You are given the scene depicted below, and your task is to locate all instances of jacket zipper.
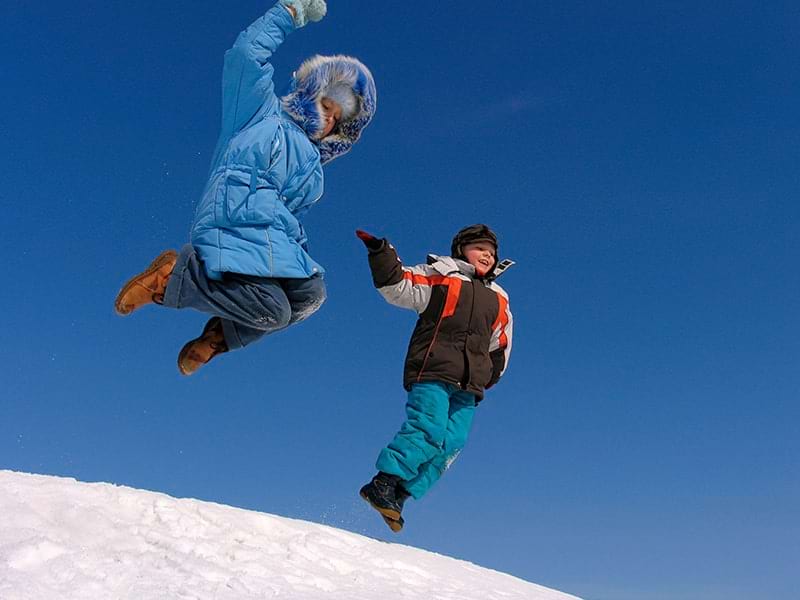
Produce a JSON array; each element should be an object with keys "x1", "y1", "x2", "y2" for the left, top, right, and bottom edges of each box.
[
  {"x1": 461, "y1": 279, "x2": 477, "y2": 389},
  {"x1": 417, "y1": 314, "x2": 444, "y2": 383}
]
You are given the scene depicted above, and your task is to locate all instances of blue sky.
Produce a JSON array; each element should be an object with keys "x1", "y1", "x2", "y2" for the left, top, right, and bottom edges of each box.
[{"x1": 2, "y1": 1, "x2": 798, "y2": 599}]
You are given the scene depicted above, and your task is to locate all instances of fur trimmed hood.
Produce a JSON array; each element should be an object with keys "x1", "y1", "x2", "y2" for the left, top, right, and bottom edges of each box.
[{"x1": 281, "y1": 54, "x2": 377, "y2": 164}]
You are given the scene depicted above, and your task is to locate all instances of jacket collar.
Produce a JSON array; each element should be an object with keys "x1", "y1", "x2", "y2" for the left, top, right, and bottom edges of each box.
[
  {"x1": 426, "y1": 254, "x2": 468, "y2": 276},
  {"x1": 426, "y1": 254, "x2": 514, "y2": 282}
]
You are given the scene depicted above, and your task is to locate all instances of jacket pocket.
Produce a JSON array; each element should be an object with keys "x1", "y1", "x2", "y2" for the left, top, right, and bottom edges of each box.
[
  {"x1": 224, "y1": 167, "x2": 280, "y2": 225},
  {"x1": 466, "y1": 337, "x2": 493, "y2": 389}
]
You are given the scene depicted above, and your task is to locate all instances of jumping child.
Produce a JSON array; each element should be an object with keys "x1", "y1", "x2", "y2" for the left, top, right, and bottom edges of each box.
[
  {"x1": 115, "y1": 0, "x2": 376, "y2": 375},
  {"x1": 355, "y1": 225, "x2": 514, "y2": 531}
]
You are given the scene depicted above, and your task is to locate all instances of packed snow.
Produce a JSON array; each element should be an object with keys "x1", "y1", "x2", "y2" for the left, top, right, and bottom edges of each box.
[{"x1": 0, "y1": 471, "x2": 581, "y2": 600}]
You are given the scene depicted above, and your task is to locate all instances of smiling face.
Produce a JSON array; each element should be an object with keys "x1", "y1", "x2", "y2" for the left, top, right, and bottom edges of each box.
[
  {"x1": 317, "y1": 97, "x2": 343, "y2": 139},
  {"x1": 461, "y1": 242, "x2": 497, "y2": 277}
]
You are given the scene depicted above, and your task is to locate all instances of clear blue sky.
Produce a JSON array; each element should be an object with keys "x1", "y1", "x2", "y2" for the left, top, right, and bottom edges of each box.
[{"x1": 2, "y1": 2, "x2": 798, "y2": 599}]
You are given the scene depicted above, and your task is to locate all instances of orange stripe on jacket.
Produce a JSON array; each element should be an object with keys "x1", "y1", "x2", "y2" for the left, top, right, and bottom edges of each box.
[
  {"x1": 492, "y1": 293, "x2": 510, "y2": 348},
  {"x1": 402, "y1": 272, "x2": 447, "y2": 286},
  {"x1": 442, "y1": 278, "x2": 462, "y2": 318},
  {"x1": 402, "y1": 271, "x2": 462, "y2": 318}
]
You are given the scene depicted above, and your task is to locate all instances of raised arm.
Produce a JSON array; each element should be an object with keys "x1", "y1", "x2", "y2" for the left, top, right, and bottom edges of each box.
[{"x1": 220, "y1": 1, "x2": 326, "y2": 136}]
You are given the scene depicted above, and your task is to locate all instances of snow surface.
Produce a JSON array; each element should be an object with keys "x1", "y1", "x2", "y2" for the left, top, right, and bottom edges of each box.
[{"x1": 0, "y1": 471, "x2": 581, "y2": 600}]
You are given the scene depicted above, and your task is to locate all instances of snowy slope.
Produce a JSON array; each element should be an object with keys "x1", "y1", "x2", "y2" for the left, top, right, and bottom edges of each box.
[{"x1": 0, "y1": 471, "x2": 580, "y2": 600}]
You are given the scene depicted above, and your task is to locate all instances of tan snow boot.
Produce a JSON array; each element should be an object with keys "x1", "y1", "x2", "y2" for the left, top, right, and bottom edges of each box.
[
  {"x1": 114, "y1": 250, "x2": 177, "y2": 316},
  {"x1": 177, "y1": 317, "x2": 229, "y2": 376}
]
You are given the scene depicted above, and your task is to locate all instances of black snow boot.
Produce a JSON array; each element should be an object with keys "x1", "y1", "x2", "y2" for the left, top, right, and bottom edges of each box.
[
  {"x1": 396, "y1": 486, "x2": 411, "y2": 509},
  {"x1": 360, "y1": 472, "x2": 404, "y2": 525}
]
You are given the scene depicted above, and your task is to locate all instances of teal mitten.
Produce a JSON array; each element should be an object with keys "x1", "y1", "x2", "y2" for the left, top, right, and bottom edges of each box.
[{"x1": 280, "y1": 0, "x2": 327, "y2": 27}]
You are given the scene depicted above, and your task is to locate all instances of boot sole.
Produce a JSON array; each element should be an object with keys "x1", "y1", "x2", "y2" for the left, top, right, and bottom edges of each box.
[
  {"x1": 114, "y1": 250, "x2": 178, "y2": 316},
  {"x1": 382, "y1": 514, "x2": 404, "y2": 533},
  {"x1": 177, "y1": 340, "x2": 198, "y2": 376},
  {"x1": 359, "y1": 489, "x2": 402, "y2": 522}
]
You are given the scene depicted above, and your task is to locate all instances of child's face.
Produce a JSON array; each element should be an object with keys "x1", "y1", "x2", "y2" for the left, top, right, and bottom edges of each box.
[
  {"x1": 462, "y1": 242, "x2": 496, "y2": 277},
  {"x1": 317, "y1": 97, "x2": 343, "y2": 139}
]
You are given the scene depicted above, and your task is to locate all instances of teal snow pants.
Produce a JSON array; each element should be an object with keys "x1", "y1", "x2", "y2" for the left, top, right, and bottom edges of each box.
[{"x1": 376, "y1": 382, "x2": 477, "y2": 500}]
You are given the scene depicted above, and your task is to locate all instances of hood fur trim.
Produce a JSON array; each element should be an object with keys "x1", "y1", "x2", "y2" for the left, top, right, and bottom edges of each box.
[{"x1": 281, "y1": 54, "x2": 377, "y2": 164}]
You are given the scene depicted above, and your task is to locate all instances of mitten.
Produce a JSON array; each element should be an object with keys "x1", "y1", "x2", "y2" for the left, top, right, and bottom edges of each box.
[
  {"x1": 280, "y1": 0, "x2": 327, "y2": 28},
  {"x1": 355, "y1": 229, "x2": 384, "y2": 252}
]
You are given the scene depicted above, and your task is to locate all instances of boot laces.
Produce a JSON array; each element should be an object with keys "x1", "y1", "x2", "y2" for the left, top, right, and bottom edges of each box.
[
  {"x1": 374, "y1": 478, "x2": 396, "y2": 493},
  {"x1": 209, "y1": 341, "x2": 227, "y2": 356}
]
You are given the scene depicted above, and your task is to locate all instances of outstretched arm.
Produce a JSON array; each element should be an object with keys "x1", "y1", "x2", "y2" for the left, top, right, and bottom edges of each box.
[{"x1": 356, "y1": 230, "x2": 438, "y2": 314}]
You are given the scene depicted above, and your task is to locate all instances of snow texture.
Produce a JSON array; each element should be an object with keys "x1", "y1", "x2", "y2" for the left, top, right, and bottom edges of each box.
[{"x1": 0, "y1": 471, "x2": 581, "y2": 600}]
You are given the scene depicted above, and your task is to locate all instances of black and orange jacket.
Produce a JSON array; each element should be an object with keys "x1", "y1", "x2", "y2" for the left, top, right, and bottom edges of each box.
[{"x1": 366, "y1": 240, "x2": 513, "y2": 401}]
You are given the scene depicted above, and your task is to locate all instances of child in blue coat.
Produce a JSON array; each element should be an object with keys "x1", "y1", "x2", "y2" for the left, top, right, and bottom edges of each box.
[
  {"x1": 114, "y1": 0, "x2": 376, "y2": 375},
  {"x1": 355, "y1": 225, "x2": 514, "y2": 531}
]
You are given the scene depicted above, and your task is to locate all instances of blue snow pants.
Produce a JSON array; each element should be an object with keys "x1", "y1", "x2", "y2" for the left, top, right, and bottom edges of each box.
[
  {"x1": 376, "y1": 382, "x2": 477, "y2": 500},
  {"x1": 162, "y1": 244, "x2": 326, "y2": 349}
]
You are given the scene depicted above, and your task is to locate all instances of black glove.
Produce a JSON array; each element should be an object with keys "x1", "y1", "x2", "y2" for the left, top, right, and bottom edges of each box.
[{"x1": 355, "y1": 229, "x2": 384, "y2": 252}]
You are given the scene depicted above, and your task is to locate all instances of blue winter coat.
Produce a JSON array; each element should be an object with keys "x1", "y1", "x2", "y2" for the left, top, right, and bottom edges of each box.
[{"x1": 191, "y1": 4, "x2": 324, "y2": 280}]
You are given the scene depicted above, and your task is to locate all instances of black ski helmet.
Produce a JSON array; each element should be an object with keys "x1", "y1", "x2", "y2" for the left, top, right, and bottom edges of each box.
[{"x1": 450, "y1": 224, "x2": 499, "y2": 260}]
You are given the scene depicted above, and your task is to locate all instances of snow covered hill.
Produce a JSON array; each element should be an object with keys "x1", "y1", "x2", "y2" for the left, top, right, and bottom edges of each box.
[{"x1": 0, "y1": 471, "x2": 580, "y2": 600}]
